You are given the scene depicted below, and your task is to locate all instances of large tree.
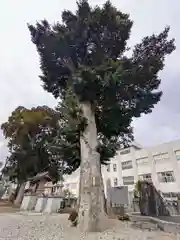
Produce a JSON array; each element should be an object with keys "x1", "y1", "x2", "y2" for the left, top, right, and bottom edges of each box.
[
  {"x1": 28, "y1": 0, "x2": 175, "y2": 231},
  {"x1": 1, "y1": 105, "x2": 62, "y2": 204}
]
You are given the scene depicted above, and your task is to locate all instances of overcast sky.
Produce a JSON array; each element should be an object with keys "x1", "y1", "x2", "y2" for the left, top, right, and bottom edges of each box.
[{"x1": 0, "y1": 0, "x2": 180, "y2": 161}]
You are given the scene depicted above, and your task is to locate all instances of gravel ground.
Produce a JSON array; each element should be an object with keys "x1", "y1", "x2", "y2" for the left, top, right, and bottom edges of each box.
[{"x1": 0, "y1": 212, "x2": 178, "y2": 240}]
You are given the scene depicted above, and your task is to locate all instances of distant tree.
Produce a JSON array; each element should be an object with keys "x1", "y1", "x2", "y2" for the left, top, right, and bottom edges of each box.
[
  {"x1": 1, "y1": 105, "x2": 61, "y2": 204},
  {"x1": 28, "y1": 0, "x2": 175, "y2": 231},
  {"x1": 0, "y1": 161, "x2": 3, "y2": 169}
]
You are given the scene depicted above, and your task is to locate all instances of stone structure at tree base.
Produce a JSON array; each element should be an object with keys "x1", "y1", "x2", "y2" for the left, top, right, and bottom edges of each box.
[
  {"x1": 21, "y1": 194, "x2": 38, "y2": 211},
  {"x1": 43, "y1": 196, "x2": 64, "y2": 213},
  {"x1": 21, "y1": 172, "x2": 52, "y2": 211},
  {"x1": 136, "y1": 181, "x2": 170, "y2": 216},
  {"x1": 35, "y1": 196, "x2": 48, "y2": 212},
  {"x1": 21, "y1": 172, "x2": 67, "y2": 213}
]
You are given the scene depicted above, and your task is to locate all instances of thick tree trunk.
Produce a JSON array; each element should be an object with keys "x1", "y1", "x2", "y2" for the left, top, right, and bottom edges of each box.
[
  {"x1": 78, "y1": 154, "x2": 106, "y2": 213},
  {"x1": 77, "y1": 167, "x2": 82, "y2": 210},
  {"x1": 78, "y1": 102, "x2": 107, "y2": 232},
  {"x1": 14, "y1": 183, "x2": 20, "y2": 200},
  {"x1": 14, "y1": 182, "x2": 26, "y2": 206},
  {"x1": 100, "y1": 167, "x2": 107, "y2": 213}
]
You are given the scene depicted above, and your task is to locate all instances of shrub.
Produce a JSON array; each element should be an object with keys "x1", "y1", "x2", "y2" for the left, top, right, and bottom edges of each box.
[
  {"x1": 118, "y1": 214, "x2": 129, "y2": 221},
  {"x1": 68, "y1": 210, "x2": 78, "y2": 227}
]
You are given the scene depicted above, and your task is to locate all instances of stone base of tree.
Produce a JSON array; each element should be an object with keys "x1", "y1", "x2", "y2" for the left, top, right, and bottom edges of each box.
[
  {"x1": 78, "y1": 205, "x2": 110, "y2": 232},
  {"x1": 43, "y1": 196, "x2": 63, "y2": 213},
  {"x1": 78, "y1": 177, "x2": 110, "y2": 232},
  {"x1": 35, "y1": 196, "x2": 48, "y2": 212},
  {"x1": 20, "y1": 195, "x2": 38, "y2": 211}
]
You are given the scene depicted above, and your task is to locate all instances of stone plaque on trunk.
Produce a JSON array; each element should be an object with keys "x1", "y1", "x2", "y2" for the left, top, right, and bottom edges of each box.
[
  {"x1": 84, "y1": 179, "x2": 89, "y2": 188},
  {"x1": 92, "y1": 176, "x2": 100, "y2": 186}
]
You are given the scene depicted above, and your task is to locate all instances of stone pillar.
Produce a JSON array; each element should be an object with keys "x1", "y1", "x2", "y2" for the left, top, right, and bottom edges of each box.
[
  {"x1": 35, "y1": 196, "x2": 48, "y2": 212},
  {"x1": 1, "y1": 188, "x2": 9, "y2": 200},
  {"x1": 177, "y1": 200, "x2": 180, "y2": 214},
  {"x1": 106, "y1": 179, "x2": 112, "y2": 216},
  {"x1": 43, "y1": 196, "x2": 63, "y2": 213},
  {"x1": 119, "y1": 205, "x2": 125, "y2": 216},
  {"x1": 20, "y1": 195, "x2": 38, "y2": 211}
]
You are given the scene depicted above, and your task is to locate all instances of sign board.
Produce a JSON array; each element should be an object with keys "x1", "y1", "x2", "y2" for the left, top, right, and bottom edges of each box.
[{"x1": 107, "y1": 186, "x2": 128, "y2": 206}]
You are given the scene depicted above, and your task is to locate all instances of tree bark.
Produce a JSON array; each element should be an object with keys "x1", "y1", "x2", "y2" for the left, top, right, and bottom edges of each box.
[
  {"x1": 100, "y1": 166, "x2": 107, "y2": 213},
  {"x1": 14, "y1": 183, "x2": 20, "y2": 200},
  {"x1": 14, "y1": 182, "x2": 26, "y2": 206},
  {"x1": 77, "y1": 167, "x2": 82, "y2": 210},
  {"x1": 78, "y1": 102, "x2": 107, "y2": 232}
]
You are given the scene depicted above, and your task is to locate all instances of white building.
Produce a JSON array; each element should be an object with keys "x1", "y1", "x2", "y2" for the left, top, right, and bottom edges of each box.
[
  {"x1": 64, "y1": 140, "x2": 180, "y2": 202},
  {"x1": 63, "y1": 170, "x2": 80, "y2": 197}
]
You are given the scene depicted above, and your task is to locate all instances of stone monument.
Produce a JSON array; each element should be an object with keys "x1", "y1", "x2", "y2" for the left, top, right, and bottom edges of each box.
[
  {"x1": 137, "y1": 181, "x2": 170, "y2": 216},
  {"x1": 106, "y1": 179, "x2": 128, "y2": 216}
]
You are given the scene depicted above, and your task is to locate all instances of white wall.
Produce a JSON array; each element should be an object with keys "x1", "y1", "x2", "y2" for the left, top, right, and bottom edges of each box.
[
  {"x1": 105, "y1": 140, "x2": 180, "y2": 198},
  {"x1": 64, "y1": 140, "x2": 180, "y2": 200}
]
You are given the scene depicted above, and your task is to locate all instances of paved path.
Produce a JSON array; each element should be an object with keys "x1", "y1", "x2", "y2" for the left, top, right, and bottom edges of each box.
[
  {"x1": 158, "y1": 216, "x2": 180, "y2": 223},
  {"x1": 0, "y1": 213, "x2": 178, "y2": 240}
]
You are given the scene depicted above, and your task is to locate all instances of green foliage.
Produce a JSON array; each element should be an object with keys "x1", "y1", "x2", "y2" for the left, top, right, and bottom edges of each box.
[
  {"x1": 49, "y1": 92, "x2": 82, "y2": 174},
  {"x1": 28, "y1": 0, "x2": 175, "y2": 166},
  {"x1": 118, "y1": 214, "x2": 129, "y2": 221},
  {"x1": 135, "y1": 180, "x2": 141, "y2": 193},
  {"x1": 134, "y1": 180, "x2": 141, "y2": 198},
  {"x1": 1, "y1": 106, "x2": 64, "y2": 182},
  {"x1": 54, "y1": 93, "x2": 120, "y2": 171}
]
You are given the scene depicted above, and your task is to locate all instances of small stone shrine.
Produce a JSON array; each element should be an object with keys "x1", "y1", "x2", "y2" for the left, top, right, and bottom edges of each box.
[
  {"x1": 21, "y1": 172, "x2": 52, "y2": 211},
  {"x1": 21, "y1": 172, "x2": 65, "y2": 213},
  {"x1": 30, "y1": 171, "x2": 52, "y2": 195}
]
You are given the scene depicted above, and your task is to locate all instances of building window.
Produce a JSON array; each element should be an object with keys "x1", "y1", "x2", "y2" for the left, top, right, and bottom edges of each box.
[
  {"x1": 113, "y1": 164, "x2": 117, "y2": 172},
  {"x1": 158, "y1": 171, "x2": 175, "y2": 183},
  {"x1": 139, "y1": 173, "x2": 152, "y2": 182},
  {"x1": 107, "y1": 164, "x2": 110, "y2": 172},
  {"x1": 122, "y1": 160, "x2": 132, "y2": 170},
  {"x1": 114, "y1": 178, "x2": 118, "y2": 187},
  {"x1": 106, "y1": 178, "x2": 111, "y2": 187},
  {"x1": 123, "y1": 176, "x2": 134, "y2": 185},
  {"x1": 162, "y1": 192, "x2": 180, "y2": 199},
  {"x1": 136, "y1": 157, "x2": 149, "y2": 165},
  {"x1": 162, "y1": 192, "x2": 172, "y2": 198},
  {"x1": 153, "y1": 153, "x2": 169, "y2": 163},
  {"x1": 120, "y1": 148, "x2": 130, "y2": 155},
  {"x1": 175, "y1": 150, "x2": 180, "y2": 161}
]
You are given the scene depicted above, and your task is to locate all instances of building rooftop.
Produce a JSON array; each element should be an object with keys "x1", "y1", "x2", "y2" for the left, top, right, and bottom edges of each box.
[{"x1": 28, "y1": 171, "x2": 52, "y2": 182}]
